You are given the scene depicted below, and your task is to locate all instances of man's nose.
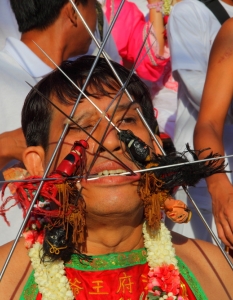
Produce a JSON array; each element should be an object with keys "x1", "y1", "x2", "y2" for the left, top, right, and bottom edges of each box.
[{"x1": 95, "y1": 124, "x2": 123, "y2": 154}]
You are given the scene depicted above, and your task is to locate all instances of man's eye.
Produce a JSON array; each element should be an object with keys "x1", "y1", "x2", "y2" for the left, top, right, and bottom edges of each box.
[
  {"x1": 69, "y1": 125, "x2": 93, "y2": 132},
  {"x1": 121, "y1": 117, "x2": 136, "y2": 124}
]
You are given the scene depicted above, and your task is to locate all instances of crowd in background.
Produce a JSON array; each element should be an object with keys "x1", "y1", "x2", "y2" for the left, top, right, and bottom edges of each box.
[{"x1": 0, "y1": 0, "x2": 233, "y2": 298}]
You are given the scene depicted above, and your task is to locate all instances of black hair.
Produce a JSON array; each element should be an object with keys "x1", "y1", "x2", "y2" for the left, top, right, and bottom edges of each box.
[
  {"x1": 22, "y1": 55, "x2": 158, "y2": 151},
  {"x1": 10, "y1": 0, "x2": 87, "y2": 33}
]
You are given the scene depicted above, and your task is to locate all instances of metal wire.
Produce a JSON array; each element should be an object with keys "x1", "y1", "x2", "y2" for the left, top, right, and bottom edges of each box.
[{"x1": 1, "y1": 0, "x2": 233, "y2": 281}]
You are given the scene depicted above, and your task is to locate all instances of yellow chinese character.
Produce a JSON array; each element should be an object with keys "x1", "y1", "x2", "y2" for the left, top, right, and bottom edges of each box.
[
  {"x1": 69, "y1": 278, "x2": 83, "y2": 295},
  {"x1": 117, "y1": 272, "x2": 134, "y2": 294},
  {"x1": 89, "y1": 280, "x2": 109, "y2": 295},
  {"x1": 141, "y1": 274, "x2": 148, "y2": 291}
]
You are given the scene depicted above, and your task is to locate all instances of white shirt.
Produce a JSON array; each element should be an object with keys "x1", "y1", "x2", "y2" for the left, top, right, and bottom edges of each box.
[
  {"x1": 0, "y1": 38, "x2": 52, "y2": 245},
  {"x1": 169, "y1": 0, "x2": 233, "y2": 72},
  {"x1": 0, "y1": 37, "x2": 52, "y2": 133},
  {"x1": 0, "y1": 0, "x2": 21, "y2": 50},
  {"x1": 165, "y1": 1, "x2": 233, "y2": 242},
  {"x1": 168, "y1": 0, "x2": 233, "y2": 187},
  {"x1": 85, "y1": 15, "x2": 120, "y2": 63}
]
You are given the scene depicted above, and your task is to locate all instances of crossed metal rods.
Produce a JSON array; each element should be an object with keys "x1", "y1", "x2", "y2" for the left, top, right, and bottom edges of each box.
[{"x1": 0, "y1": 0, "x2": 232, "y2": 280}]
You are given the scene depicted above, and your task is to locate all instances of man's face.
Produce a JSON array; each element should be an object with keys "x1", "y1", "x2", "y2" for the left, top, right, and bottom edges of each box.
[{"x1": 46, "y1": 90, "x2": 160, "y2": 218}]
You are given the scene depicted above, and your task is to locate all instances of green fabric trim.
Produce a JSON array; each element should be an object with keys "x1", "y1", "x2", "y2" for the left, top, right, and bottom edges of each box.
[
  {"x1": 20, "y1": 249, "x2": 208, "y2": 299},
  {"x1": 66, "y1": 248, "x2": 147, "y2": 271},
  {"x1": 19, "y1": 270, "x2": 38, "y2": 300},
  {"x1": 177, "y1": 256, "x2": 208, "y2": 300}
]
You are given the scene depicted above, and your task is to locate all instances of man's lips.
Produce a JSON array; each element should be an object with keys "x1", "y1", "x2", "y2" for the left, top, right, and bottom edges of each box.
[
  {"x1": 83, "y1": 160, "x2": 140, "y2": 182},
  {"x1": 88, "y1": 160, "x2": 137, "y2": 176},
  {"x1": 96, "y1": 168, "x2": 128, "y2": 176}
]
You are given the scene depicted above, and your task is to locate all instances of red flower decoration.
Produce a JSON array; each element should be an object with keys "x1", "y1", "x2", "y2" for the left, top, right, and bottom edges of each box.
[
  {"x1": 23, "y1": 230, "x2": 44, "y2": 249},
  {"x1": 148, "y1": 264, "x2": 180, "y2": 296}
]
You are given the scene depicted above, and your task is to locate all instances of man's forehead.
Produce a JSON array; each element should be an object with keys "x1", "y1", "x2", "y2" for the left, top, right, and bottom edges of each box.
[{"x1": 70, "y1": 95, "x2": 140, "y2": 121}]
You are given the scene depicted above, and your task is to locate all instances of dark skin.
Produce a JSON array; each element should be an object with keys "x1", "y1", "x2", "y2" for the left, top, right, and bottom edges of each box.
[
  {"x1": 1, "y1": 93, "x2": 233, "y2": 299},
  {"x1": 194, "y1": 18, "x2": 233, "y2": 248},
  {"x1": 1, "y1": 233, "x2": 233, "y2": 299},
  {"x1": 0, "y1": 0, "x2": 97, "y2": 171},
  {"x1": 0, "y1": 128, "x2": 26, "y2": 169}
]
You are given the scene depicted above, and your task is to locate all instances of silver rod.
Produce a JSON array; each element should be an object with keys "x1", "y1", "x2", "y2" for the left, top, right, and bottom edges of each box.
[
  {"x1": 67, "y1": 0, "x2": 125, "y2": 135},
  {"x1": 34, "y1": 42, "x2": 120, "y2": 133},
  {"x1": 87, "y1": 153, "x2": 233, "y2": 179},
  {"x1": 1, "y1": 1, "x2": 116, "y2": 276},
  {"x1": 69, "y1": 0, "x2": 163, "y2": 151},
  {"x1": 0, "y1": 125, "x2": 69, "y2": 280},
  {"x1": 26, "y1": 81, "x2": 133, "y2": 174},
  {"x1": 183, "y1": 186, "x2": 233, "y2": 270},
  {"x1": 1, "y1": 151, "x2": 233, "y2": 185}
]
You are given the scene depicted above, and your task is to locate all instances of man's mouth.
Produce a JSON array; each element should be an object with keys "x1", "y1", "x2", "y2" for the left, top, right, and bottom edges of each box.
[{"x1": 97, "y1": 169, "x2": 127, "y2": 176}]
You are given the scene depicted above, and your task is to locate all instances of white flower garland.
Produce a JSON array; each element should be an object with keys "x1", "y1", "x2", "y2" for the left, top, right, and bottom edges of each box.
[
  {"x1": 29, "y1": 222, "x2": 179, "y2": 300},
  {"x1": 143, "y1": 221, "x2": 178, "y2": 268},
  {"x1": 28, "y1": 242, "x2": 74, "y2": 300}
]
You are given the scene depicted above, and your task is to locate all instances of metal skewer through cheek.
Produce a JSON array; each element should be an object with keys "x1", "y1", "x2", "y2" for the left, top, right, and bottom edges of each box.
[
  {"x1": 0, "y1": 3, "x2": 154, "y2": 283},
  {"x1": 69, "y1": 0, "x2": 233, "y2": 267},
  {"x1": 0, "y1": 2, "x2": 128, "y2": 276},
  {"x1": 1, "y1": 0, "x2": 232, "y2": 281},
  {"x1": 69, "y1": 0, "x2": 164, "y2": 153},
  {"x1": 2, "y1": 152, "x2": 233, "y2": 186},
  {"x1": 26, "y1": 82, "x2": 134, "y2": 175}
]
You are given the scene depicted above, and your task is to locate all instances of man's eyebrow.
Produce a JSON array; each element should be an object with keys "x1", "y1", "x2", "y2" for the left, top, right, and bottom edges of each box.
[
  {"x1": 64, "y1": 111, "x2": 93, "y2": 125},
  {"x1": 114, "y1": 102, "x2": 139, "y2": 112},
  {"x1": 64, "y1": 101, "x2": 139, "y2": 125}
]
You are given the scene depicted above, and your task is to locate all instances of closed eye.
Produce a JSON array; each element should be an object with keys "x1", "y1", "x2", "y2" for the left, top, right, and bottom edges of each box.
[{"x1": 68, "y1": 125, "x2": 94, "y2": 133}]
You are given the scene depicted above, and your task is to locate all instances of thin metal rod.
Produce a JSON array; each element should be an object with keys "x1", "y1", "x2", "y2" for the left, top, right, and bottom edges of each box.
[
  {"x1": 183, "y1": 186, "x2": 233, "y2": 269},
  {"x1": 1, "y1": 0, "x2": 124, "y2": 274},
  {"x1": 87, "y1": 153, "x2": 233, "y2": 179},
  {"x1": 1, "y1": 152, "x2": 233, "y2": 185},
  {"x1": 34, "y1": 42, "x2": 121, "y2": 133},
  {"x1": 26, "y1": 82, "x2": 134, "y2": 174},
  {"x1": 33, "y1": 6, "x2": 233, "y2": 270},
  {"x1": 87, "y1": 7, "x2": 232, "y2": 260},
  {"x1": 0, "y1": 126, "x2": 69, "y2": 280},
  {"x1": 69, "y1": 0, "x2": 164, "y2": 152},
  {"x1": 1, "y1": 0, "x2": 231, "y2": 279},
  {"x1": 67, "y1": 0, "x2": 125, "y2": 128}
]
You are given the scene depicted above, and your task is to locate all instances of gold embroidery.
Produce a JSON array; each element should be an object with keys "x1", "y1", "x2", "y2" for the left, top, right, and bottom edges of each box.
[
  {"x1": 89, "y1": 280, "x2": 109, "y2": 295},
  {"x1": 69, "y1": 278, "x2": 83, "y2": 296},
  {"x1": 117, "y1": 272, "x2": 134, "y2": 294},
  {"x1": 180, "y1": 280, "x2": 188, "y2": 297}
]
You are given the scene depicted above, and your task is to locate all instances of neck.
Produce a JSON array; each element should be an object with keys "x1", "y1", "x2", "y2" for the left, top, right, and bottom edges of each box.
[
  {"x1": 84, "y1": 209, "x2": 145, "y2": 255},
  {"x1": 21, "y1": 27, "x2": 70, "y2": 68}
]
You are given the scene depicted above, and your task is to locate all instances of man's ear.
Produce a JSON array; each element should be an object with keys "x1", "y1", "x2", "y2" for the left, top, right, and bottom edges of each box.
[
  {"x1": 152, "y1": 135, "x2": 163, "y2": 155},
  {"x1": 66, "y1": 1, "x2": 79, "y2": 27},
  {"x1": 23, "y1": 146, "x2": 45, "y2": 176}
]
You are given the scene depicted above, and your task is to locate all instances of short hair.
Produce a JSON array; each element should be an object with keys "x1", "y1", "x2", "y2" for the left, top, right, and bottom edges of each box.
[
  {"x1": 10, "y1": 0, "x2": 87, "y2": 33},
  {"x1": 22, "y1": 56, "x2": 158, "y2": 151}
]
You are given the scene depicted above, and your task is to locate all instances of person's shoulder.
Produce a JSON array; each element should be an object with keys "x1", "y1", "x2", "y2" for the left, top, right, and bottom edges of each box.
[
  {"x1": 172, "y1": 231, "x2": 231, "y2": 268},
  {"x1": 0, "y1": 238, "x2": 32, "y2": 299},
  {"x1": 219, "y1": 17, "x2": 233, "y2": 35},
  {"x1": 0, "y1": 50, "x2": 21, "y2": 72},
  {"x1": 172, "y1": 231, "x2": 233, "y2": 299},
  {"x1": 171, "y1": 0, "x2": 211, "y2": 18},
  {"x1": 210, "y1": 17, "x2": 233, "y2": 57}
]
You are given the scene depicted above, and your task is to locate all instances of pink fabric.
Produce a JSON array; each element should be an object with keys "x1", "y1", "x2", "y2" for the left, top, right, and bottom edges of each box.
[{"x1": 105, "y1": 0, "x2": 174, "y2": 90}]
